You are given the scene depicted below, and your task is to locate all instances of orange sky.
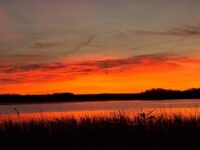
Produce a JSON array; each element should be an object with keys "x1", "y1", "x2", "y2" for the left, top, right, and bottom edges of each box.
[
  {"x1": 1, "y1": 54, "x2": 200, "y2": 94},
  {"x1": 1, "y1": 1, "x2": 200, "y2": 94}
]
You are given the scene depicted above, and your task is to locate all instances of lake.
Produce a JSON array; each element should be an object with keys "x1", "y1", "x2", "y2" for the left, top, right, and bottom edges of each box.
[{"x1": 0, "y1": 99, "x2": 200, "y2": 121}]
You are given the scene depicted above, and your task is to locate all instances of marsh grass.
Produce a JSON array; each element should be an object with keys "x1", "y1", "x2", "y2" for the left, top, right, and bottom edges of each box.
[{"x1": 0, "y1": 111, "x2": 199, "y2": 150}]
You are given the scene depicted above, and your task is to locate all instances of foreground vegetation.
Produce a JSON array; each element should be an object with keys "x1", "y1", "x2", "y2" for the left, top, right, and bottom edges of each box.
[{"x1": 0, "y1": 112, "x2": 199, "y2": 150}]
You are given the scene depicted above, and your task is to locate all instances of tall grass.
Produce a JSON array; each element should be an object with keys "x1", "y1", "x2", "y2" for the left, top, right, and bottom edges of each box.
[{"x1": 0, "y1": 111, "x2": 199, "y2": 150}]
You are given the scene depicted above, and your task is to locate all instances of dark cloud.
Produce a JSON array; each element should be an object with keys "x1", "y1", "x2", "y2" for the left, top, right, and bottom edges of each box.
[
  {"x1": 134, "y1": 24, "x2": 200, "y2": 37},
  {"x1": 33, "y1": 42, "x2": 60, "y2": 49},
  {"x1": 1, "y1": 53, "x2": 196, "y2": 84},
  {"x1": 1, "y1": 62, "x2": 66, "y2": 73},
  {"x1": 90, "y1": 53, "x2": 184, "y2": 70},
  {"x1": 0, "y1": 53, "x2": 185, "y2": 74}
]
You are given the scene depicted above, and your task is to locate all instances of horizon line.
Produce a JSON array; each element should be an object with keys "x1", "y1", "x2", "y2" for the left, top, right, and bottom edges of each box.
[{"x1": 1, "y1": 87, "x2": 199, "y2": 96}]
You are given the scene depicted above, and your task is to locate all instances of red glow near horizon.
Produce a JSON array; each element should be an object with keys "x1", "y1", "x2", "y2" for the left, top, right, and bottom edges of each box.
[{"x1": 1, "y1": 54, "x2": 200, "y2": 94}]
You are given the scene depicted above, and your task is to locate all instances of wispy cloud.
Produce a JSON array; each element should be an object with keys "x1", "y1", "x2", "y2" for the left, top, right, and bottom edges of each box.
[
  {"x1": 33, "y1": 42, "x2": 60, "y2": 49},
  {"x1": 1, "y1": 53, "x2": 199, "y2": 84},
  {"x1": 1, "y1": 62, "x2": 66, "y2": 73},
  {"x1": 65, "y1": 33, "x2": 97, "y2": 55},
  {"x1": 134, "y1": 24, "x2": 200, "y2": 37}
]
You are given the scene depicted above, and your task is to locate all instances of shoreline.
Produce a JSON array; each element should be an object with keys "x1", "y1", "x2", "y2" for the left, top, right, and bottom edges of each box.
[{"x1": 0, "y1": 98, "x2": 200, "y2": 105}]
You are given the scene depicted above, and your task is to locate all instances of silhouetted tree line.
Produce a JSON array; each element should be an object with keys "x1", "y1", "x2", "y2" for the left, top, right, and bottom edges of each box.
[{"x1": 0, "y1": 88, "x2": 200, "y2": 104}]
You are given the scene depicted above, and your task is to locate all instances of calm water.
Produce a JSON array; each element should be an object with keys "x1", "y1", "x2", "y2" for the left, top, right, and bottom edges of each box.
[{"x1": 0, "y1": 99, "x2": 200, "y2": 115}]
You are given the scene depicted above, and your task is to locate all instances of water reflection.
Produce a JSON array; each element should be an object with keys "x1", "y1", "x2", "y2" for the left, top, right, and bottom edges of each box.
[{"x1": 0, "y1": 99, "x2": 200, "y2": 122}]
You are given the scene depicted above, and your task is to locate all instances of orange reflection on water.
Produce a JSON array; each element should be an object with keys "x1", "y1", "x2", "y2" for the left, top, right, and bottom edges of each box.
[
  {"x1": 0, "y1": 108, "x2": 200, "y2": 122},
  {"x1": 0, "y1": 110, "x2": 112, "y2": 122}
]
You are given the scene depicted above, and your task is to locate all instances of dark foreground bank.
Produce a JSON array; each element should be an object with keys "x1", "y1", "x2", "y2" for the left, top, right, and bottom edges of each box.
[
  {"x1": 0, "y1": 113, "x2": 199, "y2": 150},
  {"x1": 1, "y1": 88, "x2": 200, "y2": 104}
]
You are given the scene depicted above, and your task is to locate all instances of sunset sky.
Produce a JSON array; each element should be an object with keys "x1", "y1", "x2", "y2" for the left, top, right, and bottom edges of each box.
[{"x1": 1, "y1": 0, "x2": 200, "y2": 94}]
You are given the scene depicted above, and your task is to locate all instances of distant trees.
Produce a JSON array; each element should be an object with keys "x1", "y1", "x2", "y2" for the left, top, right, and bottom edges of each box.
[
  {"x1": 139, "y1": 88, "x2": 200, "y2": 99},
  {"x1": 0, "y1": 88, "x2": 200, "y2": 104}
]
